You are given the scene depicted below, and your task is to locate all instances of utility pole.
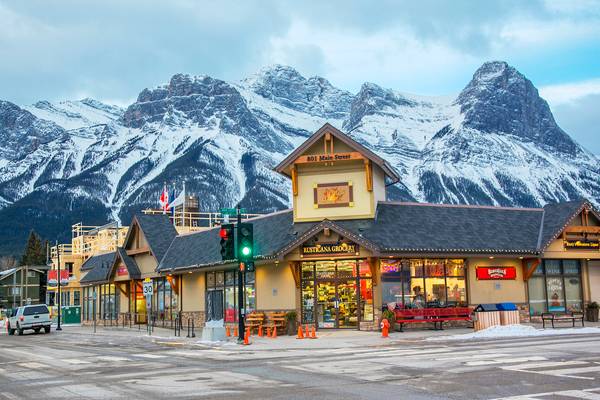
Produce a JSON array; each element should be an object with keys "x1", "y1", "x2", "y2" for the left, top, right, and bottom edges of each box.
[
  {"x1": 56, "y1": 240, "x2": 62, "y2": 331},
  {"x1": 237, "y1": 204, "x2": 245, "y2": 343}
]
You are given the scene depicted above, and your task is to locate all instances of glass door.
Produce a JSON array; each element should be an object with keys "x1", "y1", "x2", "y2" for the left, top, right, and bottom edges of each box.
[
  {"x1": 316, "y1": 282, "x2": 337, "y2": 328},
  {"x1": 337, "y1": 280, "x2": 358, "y2": 328}
]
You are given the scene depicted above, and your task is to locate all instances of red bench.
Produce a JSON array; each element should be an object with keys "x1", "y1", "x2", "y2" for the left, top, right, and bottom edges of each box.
[{"x1": 394, "y1": 307, "x2": 472, "y2": 332}]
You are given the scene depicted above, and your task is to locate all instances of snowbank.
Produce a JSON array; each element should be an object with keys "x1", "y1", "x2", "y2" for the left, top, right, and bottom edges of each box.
[
  {"x1": 0, "y1": 319, "x2": 5, "y2": 329},
  {"x1": 427, "y1": 324, "x2": 600, "y2": 341}
]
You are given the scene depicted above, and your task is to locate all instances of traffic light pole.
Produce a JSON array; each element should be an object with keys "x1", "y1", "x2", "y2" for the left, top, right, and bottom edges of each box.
[{"x1": 236, "y1": 204, "x2": 245, "y2": 343}]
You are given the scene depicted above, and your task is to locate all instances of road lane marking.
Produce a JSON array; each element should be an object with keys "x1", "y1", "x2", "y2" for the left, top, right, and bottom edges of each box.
[
  {"x1": 134, "y1": 354, "x2": 166, "y2": 359},
  {"x1": 502, "y1": 361, "x2": 600, "y2": 380},
  {"x1": 465, "y1": 356, "x2": 547, "y2": 366},
  {"x1": 17, "y1": 362, "x2": 46, "y2": 369},
  {"x1": 62, "y1": 358, "x2": 91, "y2": 365},
  {"x1": 491, "y1": 387, "x2": 600, "y2": 399},
  {"x1": 96, "y1": 356, "x2": 130, "y2": 362}
]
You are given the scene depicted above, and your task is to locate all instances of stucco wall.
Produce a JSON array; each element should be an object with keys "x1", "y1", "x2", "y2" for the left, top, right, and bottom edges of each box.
[
  {"x1": 589, "y1": 260, "x2": 600, "y2": 303},
  {"x1": 136, "y1": 254, "x2": 158, "y2": 278},
  {"x1": 181, "y1": 272, "x2": 205, "y2": 312},
  {"x1": 256, "y1": 263, "x2": 296, "y2": 310},
  {"x1": 467, "y1": 258, "x2": 527, "y2": 304}
]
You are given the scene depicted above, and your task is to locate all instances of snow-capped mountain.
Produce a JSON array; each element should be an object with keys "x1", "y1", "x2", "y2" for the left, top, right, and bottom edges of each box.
[{"x1": 0, "y1": 61, "x2": 598, "y2": 256}]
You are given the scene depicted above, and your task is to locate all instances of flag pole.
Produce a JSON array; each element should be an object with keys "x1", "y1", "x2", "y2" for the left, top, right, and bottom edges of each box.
[{"x1": 182, "y1": 181, "x2": 186, "y2": 227}]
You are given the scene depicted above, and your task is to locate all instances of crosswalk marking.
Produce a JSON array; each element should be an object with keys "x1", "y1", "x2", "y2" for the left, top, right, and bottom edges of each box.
[
  {"x1": 465, "y1": 356, "x2": 547, "y2": 366},
  {"x1": 492, "y1": 387, "x2": 600, "y2": 399},
  {"x1": 134, "y1": 354, "x2": 166, "y2": 359},
  {"x1": 62, "y1": 358, "x2": 91, "y2": 365},
  {"x1": 96, "y1": 356, "x2": 130, "y2": 362},
  {"x1": 17, "y1": 362, "x2": 46, "y2": 369},
  {"x1": 502, "y1": 361, "x2": 600, "y2": 380}
]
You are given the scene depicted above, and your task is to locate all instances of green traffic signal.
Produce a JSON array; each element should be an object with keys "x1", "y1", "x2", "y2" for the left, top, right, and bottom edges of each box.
[
  {"x1": 241, "y1": 246, "x2": 251, "y2": 256},
  {"x1": 237, "y1": 222, "x2": 254, "y2": 262}
]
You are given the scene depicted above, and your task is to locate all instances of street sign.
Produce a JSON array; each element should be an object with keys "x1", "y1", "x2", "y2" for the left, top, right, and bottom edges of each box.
[
  {"x1": 143, "y1": 281, "x2": 154, "y2": 296},
  {"x1": 221, "y1": 207, "x2": 247, "y2": 215}
]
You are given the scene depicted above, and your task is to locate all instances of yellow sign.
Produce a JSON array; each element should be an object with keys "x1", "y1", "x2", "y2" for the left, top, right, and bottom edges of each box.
[
  {"x1": 296, "y1": 152, "x2": 363, "y2": 164},
  {"x1": 302, "y1": 242, "x2": 358, "y2": 256},
  {"x1": 564, "y1": 239, "x2": 600, "y2": 250}
]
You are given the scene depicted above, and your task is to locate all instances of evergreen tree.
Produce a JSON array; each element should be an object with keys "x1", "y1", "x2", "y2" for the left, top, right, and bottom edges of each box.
[{"x1": 20, "y1": 230, "x2": 47, "y2": 266}]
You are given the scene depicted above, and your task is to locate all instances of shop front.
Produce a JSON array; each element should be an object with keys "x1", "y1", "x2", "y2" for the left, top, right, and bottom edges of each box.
[{"x1": 300, "y1": 259, "x2": 373, "y2": 329}]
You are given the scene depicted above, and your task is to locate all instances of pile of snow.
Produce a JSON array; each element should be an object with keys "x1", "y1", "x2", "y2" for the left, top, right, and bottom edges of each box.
[
  {"x1": 0, "y1": 319, "x2": 5, "y2": 329},
  {"x1": 204, "y1": 319, "x2": 224, "y2": 328},
  {"x1": 428, "y1": 324, "x2": 600, "y2": 341}
]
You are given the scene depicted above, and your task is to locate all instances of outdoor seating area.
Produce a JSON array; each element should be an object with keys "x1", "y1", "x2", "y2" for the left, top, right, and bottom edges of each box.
[
  {"x1": 394, "y1": 307, "x2": 472, "y2": 332},
  {"x1": 242, "y1": 311, "x2": 288, "y2": 334},
  {"x1": 541, "y1": 311, "x2": 585, "y2": 329}
]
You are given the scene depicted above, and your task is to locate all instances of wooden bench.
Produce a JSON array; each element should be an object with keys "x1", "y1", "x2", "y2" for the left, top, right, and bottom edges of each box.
[
  {"x1": 394, "y1": 307, "x2": 472, "y2": 332},
  {"x1": 264, "y1": 312, "x2": 287, "y2": 334},
  {"x1": 245, "y1": 312, "x2": 265, "y2": 334},
  {"x1": 541, "y1": 312, "x2": 584, "y2": 329}
]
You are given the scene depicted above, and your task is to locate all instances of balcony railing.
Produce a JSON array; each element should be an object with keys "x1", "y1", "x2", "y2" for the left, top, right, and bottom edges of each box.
[{"x1": 142, "y1": 209, "x2": 262, "y2": 231}]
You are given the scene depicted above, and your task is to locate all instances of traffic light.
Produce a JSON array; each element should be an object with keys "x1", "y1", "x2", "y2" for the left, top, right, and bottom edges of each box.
[
  {"x1": 219, "y1": 224, "x2": 235, "y2": 260},
  {"x1": 237, "y1": 222, "x2": 253, "y2": 262}
]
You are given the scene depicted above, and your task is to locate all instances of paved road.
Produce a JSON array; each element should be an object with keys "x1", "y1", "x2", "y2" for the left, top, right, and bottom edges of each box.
[{"x1": 1, "y1": 328, "x2": 600, "y2": 399}]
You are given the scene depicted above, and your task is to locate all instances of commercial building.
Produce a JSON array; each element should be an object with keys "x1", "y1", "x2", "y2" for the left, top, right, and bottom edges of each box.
[
  {"x1": 72, "y1": 123, "x2": 600, "y2": 330},
  {"x1": 0, "y1": 265, "x2": 48, "y2": 311}
]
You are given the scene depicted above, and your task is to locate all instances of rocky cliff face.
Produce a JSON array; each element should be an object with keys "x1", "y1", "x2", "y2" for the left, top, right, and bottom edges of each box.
[{"x1": 0, "y1": 61, "x2": 598, "y2": 255}]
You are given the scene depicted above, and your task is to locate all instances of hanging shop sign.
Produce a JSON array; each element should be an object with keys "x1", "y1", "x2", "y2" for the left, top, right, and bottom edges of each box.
[
  {"x1": 302, "y1": 242, "x2": 359, "y2": 257},
  {"x1": 116, "y1": 265, "x2": 128, "y2": 276},
  {"x1": 563, "y1": 239, "x2": 600, "y2": 250},
  {"x1": 47, "y1": 270, "x2": 70, "y2": 286},
  {"x1": 313, "y1": 182, "x2": 354, "y2": 208},
  {"x1": 476, "y1": 266, "x2": 517, "y2": 280}
]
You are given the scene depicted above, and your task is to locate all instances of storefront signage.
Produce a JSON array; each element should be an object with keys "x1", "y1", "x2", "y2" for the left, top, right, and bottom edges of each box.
[
  {"x1": 48, "y1": 270, "x2": 70, "y2": 286},
  {"x1": 296, "y1": 152, "x2": 363, "y2": 164},
  {"x1": 563, "y1": 239, "x2": 600, "y2": 250},
  {"x1": 116, "y1": 265, "x2": 128, "y2": 276},
  {"x1": 476, "y1": 266, "x2": 516, "y2": 280},
  {"x1": 313, "y1": 182, "x2": 354, "y2": 208},
  {"x1": 302, "y1": 242, "x2": 358, "y2": 257}
]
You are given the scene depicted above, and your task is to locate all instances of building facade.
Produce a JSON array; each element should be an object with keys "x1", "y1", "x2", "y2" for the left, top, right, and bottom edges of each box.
[
  {"x1": 75, "y1": 123, "x2": 600, "y2": 330},
  {"x1": 0, "y1": 265, "x2": 48, "y2": 312}
]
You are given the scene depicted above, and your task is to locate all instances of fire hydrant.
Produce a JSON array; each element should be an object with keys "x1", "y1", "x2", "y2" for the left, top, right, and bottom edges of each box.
[{"x1": 380, "y1": 318, "x2": 390, "y2": 338}]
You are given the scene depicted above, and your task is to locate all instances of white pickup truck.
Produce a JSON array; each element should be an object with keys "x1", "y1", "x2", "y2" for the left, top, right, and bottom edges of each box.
[{"x1": 6, "y1": 304, "x2": 51, "y2": 335}]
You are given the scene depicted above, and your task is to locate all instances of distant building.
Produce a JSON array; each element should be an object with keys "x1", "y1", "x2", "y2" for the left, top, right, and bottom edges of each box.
[{"x1": 0, "y1": 265, "x2": 49, "y2": 311}]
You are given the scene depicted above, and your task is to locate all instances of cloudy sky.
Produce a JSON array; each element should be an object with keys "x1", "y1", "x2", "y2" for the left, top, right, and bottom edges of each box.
[{"x1": 1, "y1": 0, "x2": 599, "y2": 152}]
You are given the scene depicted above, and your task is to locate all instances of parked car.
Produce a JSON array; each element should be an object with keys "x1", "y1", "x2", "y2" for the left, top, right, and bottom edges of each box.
[{"x1": 7, "y1": 304, "x2": 51, "y2": 335}]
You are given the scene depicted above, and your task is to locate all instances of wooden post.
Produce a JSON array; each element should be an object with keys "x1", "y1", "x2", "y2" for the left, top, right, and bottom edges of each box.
[
  {"x1": 364, "y1": 160, "x2": 373, "y2": 192},
  {"x1": 291, "y1": 165, "x2": 298, "y2": 196},
  {"x1": 289, "y1": 262, "x2": 300, "y2": 288}
]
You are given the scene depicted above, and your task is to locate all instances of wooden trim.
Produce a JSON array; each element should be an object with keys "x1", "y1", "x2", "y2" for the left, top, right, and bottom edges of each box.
[
  {"x1": 126, "y1": 247, "x2": 150, "y2": 256},
  {"x1": 291, "y1": 165, "x2": 298, "y2": 196},
  {"x1": 289, "y1": 262, "x2": 300, "y2": 289},
  {"x1": 368, "y1": 257, "x2": 378, "y2": 286},
  {"x1": 565, "y1": 226, "x2": 600, "y2": 234},
  {"x1": 365, "y1": 159, "x2": 373, "y2": 192},
  {"x1": 522, "y1": 258, "x2": 541, "y2": 281},
  {"x1": 116, "y1": 282, "x2": 128, "y2": 296}
]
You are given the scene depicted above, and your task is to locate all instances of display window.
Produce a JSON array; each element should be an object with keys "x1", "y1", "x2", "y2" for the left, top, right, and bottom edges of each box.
[
  {"x1": 381, "y1": 259, "x2": 467, "y2": 309},
  {"x1": 301, "y1": 259, "x2": 373, "y2": 328},
  {"x1": 527, "y1": 259, "x2": 582, "y2": 315}
]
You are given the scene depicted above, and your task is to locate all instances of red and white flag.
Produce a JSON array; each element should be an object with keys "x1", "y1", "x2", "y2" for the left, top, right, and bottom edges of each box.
[{"x1": 159, "y1": 184, "x2": 169, "y2": 213}]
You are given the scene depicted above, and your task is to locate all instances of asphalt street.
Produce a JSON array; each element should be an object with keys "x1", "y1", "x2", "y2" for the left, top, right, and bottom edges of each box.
[{"x1": 1, "y1": 327, "x2": 600, "y2": 399}]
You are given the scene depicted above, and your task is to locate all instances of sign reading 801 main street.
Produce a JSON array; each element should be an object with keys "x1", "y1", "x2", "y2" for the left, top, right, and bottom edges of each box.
[{"x1": 302, "y1": 242, "x2": 358, "y2": 257}]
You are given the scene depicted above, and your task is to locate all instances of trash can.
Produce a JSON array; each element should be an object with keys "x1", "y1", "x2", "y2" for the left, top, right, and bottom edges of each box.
[
  {"x1": 473, "y1": 304, "x2": 501, "y2": 331},
  {"x1": 497, "y1": 303, "x2": 520, "y2": 325},
  {"x1": 61, "y1": 306, "x2": 81, "y2": 324}
]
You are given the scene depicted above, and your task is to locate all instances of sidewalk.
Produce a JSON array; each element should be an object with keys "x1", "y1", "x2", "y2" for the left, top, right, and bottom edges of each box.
[{"x1": 54, "y1": 320, "x2": 600, "y2": 351}]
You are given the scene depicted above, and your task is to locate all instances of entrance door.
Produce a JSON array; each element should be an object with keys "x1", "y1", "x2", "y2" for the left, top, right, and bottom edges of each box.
[
  {"x1": 316, "y1": 282, "x2": 337, "y2": 328},
  {"x1": 206, "y1": 290, "x2": 224, "y2": 321},
  {"x1": 337, "y1": 280, "x2": 358, "y2": 328}
]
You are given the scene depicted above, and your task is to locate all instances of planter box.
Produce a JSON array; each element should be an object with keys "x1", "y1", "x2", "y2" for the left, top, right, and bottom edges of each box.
[{"x1": 586, "y1": 308, "x2": 599, "y2": 322}]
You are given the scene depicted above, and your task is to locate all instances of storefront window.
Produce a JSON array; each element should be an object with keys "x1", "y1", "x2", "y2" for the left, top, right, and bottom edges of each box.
[
  {"x1": 206, "y1": 269, "x2": 255, "y2": 322},
  {"x1": 380, "y1": 259, "x2": 467, "y2": 309},
  {"x1": 528, "y1": 259, "x2": 583, "y2": 315}
]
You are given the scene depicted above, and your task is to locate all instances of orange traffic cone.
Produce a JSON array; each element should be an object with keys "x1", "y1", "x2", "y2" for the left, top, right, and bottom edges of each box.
[
  {"x1": 305, "y1": 324, "x2": 310, "y2": 338},
  {"x1": 246, "y1": 327, "x2": 250, "y2": 338},
  {"x1": 272, "y1": 326, "x2": 277, "y2": 338},
  {"x1": 267, "y1": 327, "x2": 271, "y2": 337},
  {"x1": 234, "y1": 326, "x2": 238, "y2": 337},
  {"x1": 225, "y1": 326, "x2": 231, "y2": 337},
  {"x1": 310, "y1": 326, "x2": 317, "y2": 339},
  {"x1": 258, "y1": 325, "x2": 263, "y2": 337},
  {"x1": 297, "y1": 325, "x2": 304, "y2": 339},
  {"x1": 243, "y1": 330, "x2": 250, "y2": 345}
]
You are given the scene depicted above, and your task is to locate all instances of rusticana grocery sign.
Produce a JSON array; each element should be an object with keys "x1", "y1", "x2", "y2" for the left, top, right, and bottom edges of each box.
[
  {"x1": 302, "y1": 242, "x2": 358, "y2": 256},
  {"x1": 563, "y1": 239, "x2": 600, "y2": 250}
]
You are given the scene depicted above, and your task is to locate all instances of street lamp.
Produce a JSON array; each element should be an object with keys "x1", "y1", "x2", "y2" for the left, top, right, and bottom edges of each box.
[{"x1": 56, "y1": 240, "x2": 62, "y2": 331}]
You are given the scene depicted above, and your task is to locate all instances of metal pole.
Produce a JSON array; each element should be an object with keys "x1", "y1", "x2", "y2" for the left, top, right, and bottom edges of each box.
[
  {"x1": 93, "y1": 286, "x2": 96, "y2": 334},
  {"x1": 56, "y1": 240, "x2": 62, "y2": 331},
  {"x1": 237, "y1": 204, "x2": 245, "y2": 343}
]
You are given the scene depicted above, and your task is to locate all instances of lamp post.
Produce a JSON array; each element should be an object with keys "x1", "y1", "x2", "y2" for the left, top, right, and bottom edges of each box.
[{"x1": 56, "y1": 240, "x2": 62, "y2": 331}]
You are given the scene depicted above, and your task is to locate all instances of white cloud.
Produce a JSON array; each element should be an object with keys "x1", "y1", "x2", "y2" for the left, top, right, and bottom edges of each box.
[{"x1": 540, "y1": 79, "x2": 600, "y2": 106}]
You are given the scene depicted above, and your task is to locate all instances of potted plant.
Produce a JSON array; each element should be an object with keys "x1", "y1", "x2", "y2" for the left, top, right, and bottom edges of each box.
[
  {"x1": 381, "y1": 309, "x2": 396, "y2": 331},
  {"x1": 586, "y1": 302, "x2": 599, "y2": 322},
  {"x1": 286, "y1": 311, "x2": 298, "y2": 336}
]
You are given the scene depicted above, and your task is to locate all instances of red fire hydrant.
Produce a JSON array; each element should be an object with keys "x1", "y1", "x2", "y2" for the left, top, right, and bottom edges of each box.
[{"x1": 380, "y1": 318, "x2": 390, "y2": 338}]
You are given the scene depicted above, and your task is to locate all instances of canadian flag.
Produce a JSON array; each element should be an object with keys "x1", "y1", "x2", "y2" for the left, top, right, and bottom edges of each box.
[{"x1": 159, "y1": 184, "x2": 169, "y2": 213}]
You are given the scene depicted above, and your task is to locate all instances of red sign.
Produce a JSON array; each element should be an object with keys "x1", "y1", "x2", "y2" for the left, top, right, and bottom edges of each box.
[
  {"x1": 117, "y1": 265, "x2": 128, "y2": 276},
  {"x1": 48, "y1": 270, "x2": 70, "y2": 285},
  {"x1": 476, "y1": 266, "x2": 517, "y2": 280}
]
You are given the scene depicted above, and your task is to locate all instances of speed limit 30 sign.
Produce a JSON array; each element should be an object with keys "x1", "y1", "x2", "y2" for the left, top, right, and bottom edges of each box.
[{"x1": 143, "y1": 281, "x2": 153, "y2": 296}]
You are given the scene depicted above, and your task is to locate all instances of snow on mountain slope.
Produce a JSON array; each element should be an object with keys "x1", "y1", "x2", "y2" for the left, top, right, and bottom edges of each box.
[{"x1": 0, "y1": 61, "x2": 598, "y2": 256}]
